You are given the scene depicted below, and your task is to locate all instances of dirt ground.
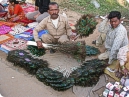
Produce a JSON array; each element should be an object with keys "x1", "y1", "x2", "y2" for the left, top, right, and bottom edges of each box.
[{"x1": 0, "y1": 9, "x2": 120, "y2": 97}]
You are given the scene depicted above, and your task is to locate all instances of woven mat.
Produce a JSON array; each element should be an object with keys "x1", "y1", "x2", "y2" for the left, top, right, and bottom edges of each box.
[
  {"x1": 0, "y1": 34, "x2": 14, "y2": 44},
  {"x1": 1, "y1": 38, "x2": 27, "y2": 51}
]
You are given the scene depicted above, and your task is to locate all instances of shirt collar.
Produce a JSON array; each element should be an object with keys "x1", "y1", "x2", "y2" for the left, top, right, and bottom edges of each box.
[{"x1": 48, "y1": 14, "x2": 63, "y2": 23}]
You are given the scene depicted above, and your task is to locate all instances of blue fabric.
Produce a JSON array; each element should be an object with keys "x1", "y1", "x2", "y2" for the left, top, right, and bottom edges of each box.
[
  {"x1": 15, "y1": 32, "x2": 33, "y2": 41},
  {"x1": 38, "y1": 30, "x2": 48, "y2": 38},
  {"x1": 0, "y1": 46, "x2": 9, "y2": 53}
]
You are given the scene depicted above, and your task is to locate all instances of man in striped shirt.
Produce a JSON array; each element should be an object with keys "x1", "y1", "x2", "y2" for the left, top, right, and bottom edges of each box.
[{"x1": 97, "y1": 11, "x2": 128, "y2": 65}]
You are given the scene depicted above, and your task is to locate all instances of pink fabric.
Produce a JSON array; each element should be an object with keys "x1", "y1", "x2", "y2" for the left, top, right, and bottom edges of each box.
[
  {"x1": 0, "y1": 25, "x2": 12, "y2": 35},
  {"x1": 23, "y1": 6, "x2": 35, "y2": 13},
  {"x1": 117, "y1": 45, "x2": 129, "y2": 66},
  {"x1": 24, "y1": 28, "x2": 33, "y2": 34}
]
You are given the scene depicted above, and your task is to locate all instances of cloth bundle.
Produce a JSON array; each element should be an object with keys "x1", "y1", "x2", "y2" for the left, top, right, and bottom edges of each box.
[
  {"x1": 1, "y1": 38, "x2": 27, "y2": 51},
  {"x1": 0, "y1": 25, "x2": 12, "y2": 35},
  {"x1": 9, "y1": 25, "x2": 30, "y2": 35},
  {"x1": 15, "y1": 32, "x2": 33, "y2": 41}
]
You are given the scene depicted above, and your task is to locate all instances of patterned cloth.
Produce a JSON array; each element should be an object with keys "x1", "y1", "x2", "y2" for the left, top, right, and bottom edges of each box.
[
  {"x1": 98, "y1": 18, "x2": 128, "y2": 64},
  {"x1": 0, "y1": 25, "x2": 12, "y2": 35},
  {"x1": 117, "y1": 45, "x2": 129, "y2": 66},
  {"x1": 0, "y1": 21, "x2": 18, "y2": 27},
  {"x1": 1, "y1": 38, "x2": 27, "y2": 51},
  {"x1": 0, "y1": 34, "x2": 14, "y2": 44},
  {"x1": 15, "y1": 32, "x2": 33, "y2": 41}
]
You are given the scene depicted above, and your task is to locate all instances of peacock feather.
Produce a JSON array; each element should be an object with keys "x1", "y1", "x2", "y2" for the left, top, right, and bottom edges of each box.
[{"x1": 76, "y1": 14, "x2": 97, "y2": 37}]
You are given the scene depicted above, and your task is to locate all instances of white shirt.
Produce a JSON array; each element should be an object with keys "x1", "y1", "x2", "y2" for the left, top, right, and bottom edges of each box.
[
  {"x1": 98, "y1": 18, "x2": 128, "y2": 64},
  {"x1": 51, "y1": 18, "x2": 59, "y2": 29}
]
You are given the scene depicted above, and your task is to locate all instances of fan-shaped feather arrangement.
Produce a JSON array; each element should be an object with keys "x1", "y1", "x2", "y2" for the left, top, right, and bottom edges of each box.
[
  {"x1": 7, "y1": 50, "x2": 48, "y2": 74},
  {"x1": 56, "y1": 41, "x2": 86, "y2": 62},
  {"x1": 70, "y1": 59, "x2": 106, "y2": 87},
  {"x1": 86, "y1": 45, "x2": 100, "y2": 56},
  {"x1": 36, "y1": 68, "x2": 74, "y2": 91},
  {"x1": 76, "y1": 14, "x2": 97, "y2": 37}
]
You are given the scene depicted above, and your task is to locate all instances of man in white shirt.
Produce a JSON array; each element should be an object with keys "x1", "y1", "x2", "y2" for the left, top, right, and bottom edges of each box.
[
  {"x1": 96, "y1": 11, "x2": 128, "y2": 65},
  {"x1": 33, "y1": 2, "x2": 75, "y2": 49}
]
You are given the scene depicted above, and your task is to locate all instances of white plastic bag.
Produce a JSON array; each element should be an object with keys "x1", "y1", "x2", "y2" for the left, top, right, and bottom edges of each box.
[{"x1": 91, "y1": 0, "x2": 100, "y2": 9}]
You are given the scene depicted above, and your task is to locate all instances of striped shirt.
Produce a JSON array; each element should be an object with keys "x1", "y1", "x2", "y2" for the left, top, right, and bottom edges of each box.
[{"x1": 98, "y1": 18, "x2": 128, "y2": 64}]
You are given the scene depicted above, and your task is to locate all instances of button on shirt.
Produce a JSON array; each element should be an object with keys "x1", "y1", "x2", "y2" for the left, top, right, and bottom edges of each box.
[{"x1": 98, "y1": 18, "x2": 128, "y2": 64}]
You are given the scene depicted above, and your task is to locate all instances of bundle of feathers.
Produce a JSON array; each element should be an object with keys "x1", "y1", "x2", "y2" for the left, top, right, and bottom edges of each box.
[
  {"x1": 56, "y1": 41, "x2": 86, "y2": 62},
  {"x1": 36, "y1": 68, "x2": 74, "y2": 91},
  {"x1": 70, "y1": 59, "x2": 107, "y2": 87},
  {"x1": 7, "y1": 50, "x2": 48, "y2": 74},
  {"x1": 75, "y1": 14, "x2": 97, "y2": 37},
  {"x1": 86, "y1": 45, "x2": 100, "y2": 56}
]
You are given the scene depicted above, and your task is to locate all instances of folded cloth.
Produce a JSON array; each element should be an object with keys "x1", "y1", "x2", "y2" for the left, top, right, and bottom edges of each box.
[
  {"x1": 28, "y1": 22, "x2": 38, "y2": 28},
  {"x1": 0, "y1": 45, "x2": 9, "y2": 53},
  {"x1": 24, "y1": 28, "x2": 33, "y2": 34},
  {"x1": 1, "y1": 38, "x2": 27, "y2": 51},
  {"x1": 9, "y1": 25, "x2": 30, "y2": 35},
  {"x1": 0, "y1": 34, "x2": 14, "y2": 44},
  {"x1": 104, "y1": 60, "x2": 120, "y2": 81},
  {"x1": 15, "y1": 32, "x2": 33, "y2": 41},
  {"x1": 0, "y1": 21, "x2": 18, "y2": 27},
  {"x1": 0, "y1": 25, "x2": 12, "y2": 35},
  {"x1": 38, "y1": 30, "x2": 48, "y2": 38}
]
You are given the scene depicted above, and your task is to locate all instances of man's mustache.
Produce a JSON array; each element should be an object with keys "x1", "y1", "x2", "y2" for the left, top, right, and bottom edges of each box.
[{"x1": 52, "y1": 14, "x2": 58, "y2": 15}]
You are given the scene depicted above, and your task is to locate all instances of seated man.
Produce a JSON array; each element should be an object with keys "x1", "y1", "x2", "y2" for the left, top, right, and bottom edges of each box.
[
  {"x1": 33, "y1": 2, "x2": 75, "y2": 49},
  {"x1": 26, "y1": 0, "x2": 50, "y2": 23},
  {"x1": 97, "y1": 11, "x2": 128, "y2": 65},
  {"x1": 115, "y1": 45, "x2": 129, "y2": 77}
]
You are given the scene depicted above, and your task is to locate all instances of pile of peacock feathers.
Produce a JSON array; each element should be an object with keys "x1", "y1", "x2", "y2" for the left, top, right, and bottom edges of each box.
[
  {"x1": 86, "y1": 45, "x2": 100, "y2": 56},
  {"x1": 70, "y1": 59, "x2": 107, "y2": 87},
  {"x1": 36, "y1": 68, "x2": 74, "y2": 91},
  {"x1": 76, "y1": 14, "x2": 97, "y2": 37},
  {"x1": 27, "y1": 39, "x2": 46, "y2": 57},
  {"x1": 56, "y1": 41, "x2": 86, "y2": 62},
  {"x1": 7, "y1": 50, "x2": 48, "y2": 74}
]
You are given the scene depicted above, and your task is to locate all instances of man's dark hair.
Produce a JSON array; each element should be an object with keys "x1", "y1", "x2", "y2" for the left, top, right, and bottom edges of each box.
[
  {"x1": 49, "y1": 2, "x2": 59, "y2": 8},
  {"x1": 108, "y1": 11, "x2": 121, "y2": 20}
]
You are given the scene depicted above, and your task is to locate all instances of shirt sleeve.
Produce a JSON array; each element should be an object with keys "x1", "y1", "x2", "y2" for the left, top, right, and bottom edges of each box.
[
  {"x1": 33, "y1": 19, "x2": 46, "y2": 41},
  {"x1": 98, "y1": 18, "x2": 110, "y2": 34},
  {"x1": 14, "y1": 4, "x2": 20, "y2": 15},
  {"x1": 65, "y1": 18, "x2": 72, "y2": 36},
  {"x1": 108, "y1": 29, "x2": 126, "y2": 64}
]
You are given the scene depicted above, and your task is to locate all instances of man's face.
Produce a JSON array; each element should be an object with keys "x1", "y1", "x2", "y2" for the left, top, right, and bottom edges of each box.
[
  {"x1": 48, "y1": 4, "x2": 59, "y2": 19},
  {"x1": 110, "y1": 17, "x2": 121, "y2": 28}
]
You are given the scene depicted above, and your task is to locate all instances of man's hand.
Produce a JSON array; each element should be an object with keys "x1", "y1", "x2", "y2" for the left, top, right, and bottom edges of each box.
[
  {"x1": 70, "y1": 35, "x2": 76, "y2": 41},
  {"x1": 122, "y1": 68, "x2": 128, "y2": 76},
  {"x1": 36, "y1": 41, "x2": 43, "y2": 49}
]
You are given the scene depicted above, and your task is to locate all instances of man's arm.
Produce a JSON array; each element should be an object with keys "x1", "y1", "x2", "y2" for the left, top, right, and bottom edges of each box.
[
  {"x1": 108, "y1": 29, "x2": 127, "y2": 64},
  {"x1": 98, "y1": 18, "x2": 110, "y2": 33},
  {"x1": 33, "y1": 19, "x2": 46, "y2": 42},
  {"x1": 65, "y1": 19, "x2": 72, "y2": 36}
]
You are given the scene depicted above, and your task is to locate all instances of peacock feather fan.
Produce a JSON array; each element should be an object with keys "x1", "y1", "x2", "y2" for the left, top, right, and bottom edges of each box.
[
  {"x1": 76, "y1": 14, "x2": 97, "y2": 37},
  {"x1": 7, "y1": 50, "x2": 49, "y2": 74},
  {"x1": 56, "y1": 41, "x2": 86, "y2": 62},
  {"x1": 70, "y1": 59, "x2": 107, "y2": 87},
  {"x1": 27, "y1": 39, "x2": 46, "y2": 57},
  {"x1": 86, "y1": 45, "x2": 100, "y2": 56},
  {"x1": 36, "y1": 68, "x2": 74, "y2": 91}
]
